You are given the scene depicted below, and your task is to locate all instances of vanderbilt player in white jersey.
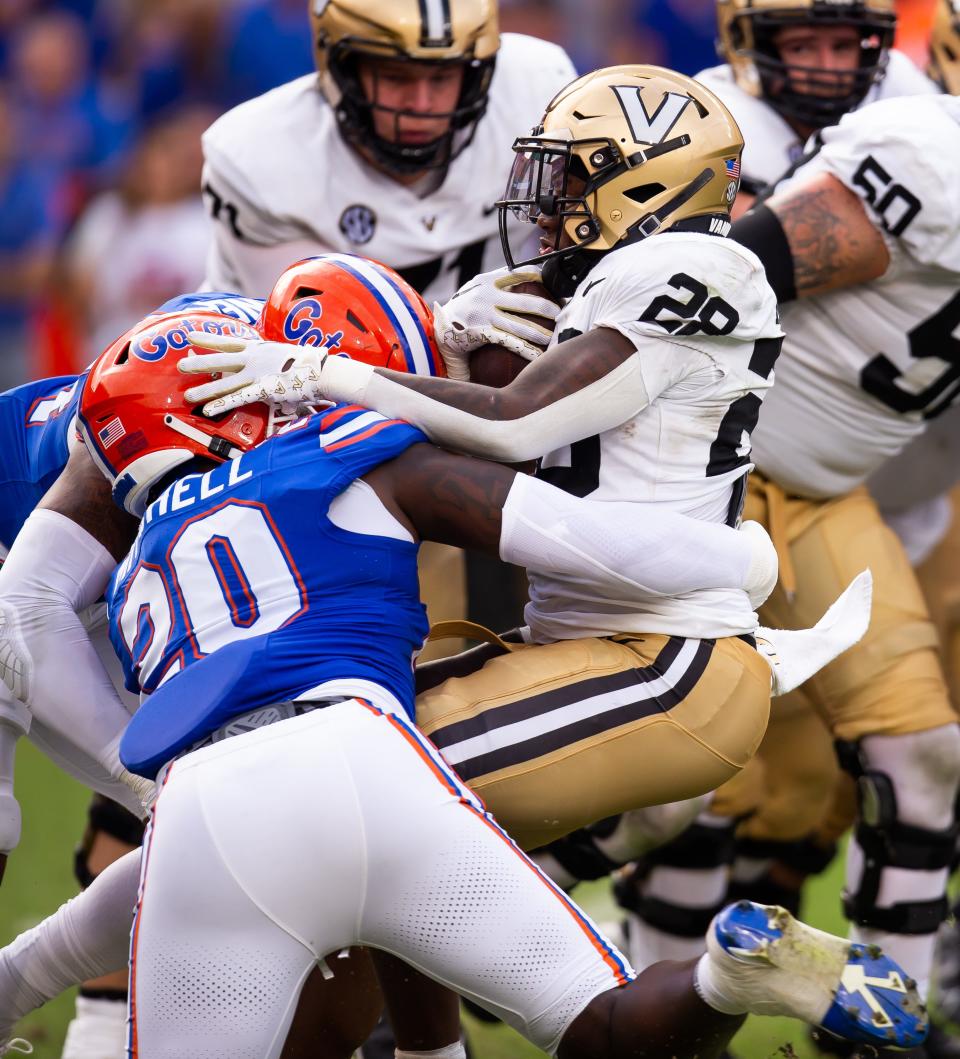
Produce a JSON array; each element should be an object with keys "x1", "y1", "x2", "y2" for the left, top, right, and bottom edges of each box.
[
  {"x1": 697, "y1": 0, "x2": 937, "y2": 215},
  {"x1": 188, "y1": 66, "x2": 824, "y2": 850},
  {"x1": 566, "y1": 88, "x2": 960, "y2": 1059},
  {"x1": 202, "y1": 0, "x2": 573, "y2": 302},
  {"x1": 201, "y1": 0, "x2": 573, "y2": 648}
]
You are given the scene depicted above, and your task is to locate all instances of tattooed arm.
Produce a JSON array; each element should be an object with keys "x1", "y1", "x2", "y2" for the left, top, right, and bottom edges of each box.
[
  {"x1": 736, "y1": 172, "x2": 890, "y2": 299},
  {"x1": 39, "y1": 442, "x2": 139, "y2": 559}
]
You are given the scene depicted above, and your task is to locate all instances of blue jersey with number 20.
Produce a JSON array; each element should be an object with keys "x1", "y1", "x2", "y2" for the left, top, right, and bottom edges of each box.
[{"x1": 111, "y1": 405, "x2": 429, "y2": 779}]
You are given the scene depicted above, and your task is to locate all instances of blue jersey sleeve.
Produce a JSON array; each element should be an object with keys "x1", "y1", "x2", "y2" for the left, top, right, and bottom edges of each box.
[{"x1": 0, "y1": 374, "x2": 82, "y2": 549}]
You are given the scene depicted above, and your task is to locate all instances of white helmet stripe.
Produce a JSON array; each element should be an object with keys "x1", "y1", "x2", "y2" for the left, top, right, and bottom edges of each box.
[{"x1": 420, "y1": 0, "x2": 452, "y2": 45}]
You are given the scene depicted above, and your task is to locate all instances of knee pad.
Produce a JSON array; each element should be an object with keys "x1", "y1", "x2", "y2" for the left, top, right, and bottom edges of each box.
[
  {"x1": 539, "y1": 816, "x2": 625, "y2": 883},
  {"x1": 74, "y1": 794, "x2": 145, "y2": 889},
  {"x1": 613, "y1": 819, "x2": 738, "y2": 938},
  {"x1": 838, "y1": 739, "x2": 958, "y2": 934}
]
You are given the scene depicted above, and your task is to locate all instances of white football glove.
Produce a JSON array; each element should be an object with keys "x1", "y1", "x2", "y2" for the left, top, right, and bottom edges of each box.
[
  {"x1": 433, "y1": 265, "x2": 560, "y2": 381},
  {"x1": 180, "y1": 333, "x2": 329, "y2": 417}
]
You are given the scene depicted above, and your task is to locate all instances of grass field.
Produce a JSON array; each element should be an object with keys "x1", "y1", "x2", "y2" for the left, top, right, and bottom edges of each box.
[{"x1": 2, "y1": 741, "x2": 849, "y2": 1058}]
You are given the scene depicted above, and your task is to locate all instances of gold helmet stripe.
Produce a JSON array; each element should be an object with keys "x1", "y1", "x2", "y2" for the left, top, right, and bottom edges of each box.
[{"x1": 419, "y1": 0, "x2": 453, "y2": 47}]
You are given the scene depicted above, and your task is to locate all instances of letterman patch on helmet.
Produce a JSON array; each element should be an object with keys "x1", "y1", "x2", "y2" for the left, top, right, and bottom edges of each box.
[{"x1": 339, "y1": 204, "x2": 377, "y2": 245}]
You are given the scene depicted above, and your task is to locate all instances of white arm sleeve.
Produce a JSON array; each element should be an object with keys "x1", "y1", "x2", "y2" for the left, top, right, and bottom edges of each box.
[
  {"x1": 321, "y1": 350, "x2": 651, "y2": 464},
  {"x1": 0, "y1": 510, "x2": 132, "y2": 785},
  {"x1": 0, "y1": 848, "x2": 140, "y2": 1025},
  {"x1": 0, "y1": 688, "x2": 26, "y2": 855},
  {"x1": 499, "y1": 474, "x2": 756, "y2": 597}
]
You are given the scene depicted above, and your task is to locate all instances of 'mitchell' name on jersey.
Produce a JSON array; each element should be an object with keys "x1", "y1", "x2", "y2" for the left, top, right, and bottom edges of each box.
[
  {"x1": 527, "y1": 231, "x2": 782, "y2": 642},
  {"x1": 111, "y1": 407, "x2": 430, "y2": 779},
  {"x1": 751, "y1": 94, "x2": 960, "y2": 499},
  {"x1": 696, "y1": 50, "x2": 938, "y2": 191},
  {"x1": 201, "y1": 34, "x2": 576, "y2": 302}
]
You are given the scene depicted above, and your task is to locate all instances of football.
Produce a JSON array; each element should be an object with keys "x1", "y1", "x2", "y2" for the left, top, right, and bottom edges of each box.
[
  {"x1": 469, "y1": 344, "x2": 529, "y2": 387},
  {"x1": 468, "y1": 280, "x2": 558, "y2": 388}
]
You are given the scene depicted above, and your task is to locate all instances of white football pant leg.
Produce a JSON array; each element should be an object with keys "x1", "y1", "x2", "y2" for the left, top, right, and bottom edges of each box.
[{"x1": 131, "y1": 702, "x2": 633, "y2": 1059}]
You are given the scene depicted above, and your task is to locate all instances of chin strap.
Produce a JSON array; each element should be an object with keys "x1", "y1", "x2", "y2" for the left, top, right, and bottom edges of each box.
[{"x1": 163, "y1": 414, "x2": 244, "y2": 460}]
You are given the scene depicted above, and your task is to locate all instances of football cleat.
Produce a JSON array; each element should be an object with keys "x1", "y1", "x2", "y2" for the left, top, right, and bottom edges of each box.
[{"x1": 708, "y1": 901, "x2": 928, "y2": 1051}]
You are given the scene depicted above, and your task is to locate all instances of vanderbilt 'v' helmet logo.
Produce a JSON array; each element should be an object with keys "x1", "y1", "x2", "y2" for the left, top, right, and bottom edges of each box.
[{"x1": 612, "y1": 85, "x2": 694, "y2": 145}]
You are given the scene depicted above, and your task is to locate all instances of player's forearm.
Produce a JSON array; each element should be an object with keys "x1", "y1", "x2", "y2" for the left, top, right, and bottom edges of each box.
[
  {"x1": 0, "y1": 510, "x2": 132, "y2": 782},
  {"x1": 323, "y1": 350, "x2": 648, "y2": 463},
  {"x1": 757, "y1": 173, "x2": 889, "y2": 297},
  {"x1": 500, "y1": 475, "x2": 771, "y2": 600}
]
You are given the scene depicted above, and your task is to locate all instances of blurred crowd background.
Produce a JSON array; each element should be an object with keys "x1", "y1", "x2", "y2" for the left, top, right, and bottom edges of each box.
[{"x1": 0, "y1": 0, "x2": 940, "y2": 386}]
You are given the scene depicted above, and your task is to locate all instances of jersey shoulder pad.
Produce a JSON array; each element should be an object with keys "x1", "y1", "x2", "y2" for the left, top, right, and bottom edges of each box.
[
  {"x1": 201, "y1": 75, "x2": 329, "y2": 246},
  {"x1": 874, "y1": 50, "x2": 940, "y2": 100},
  {"x1": 587, "y1": 233, "x2": 777, "y2": 336},
  {"x1": 816, "y1": 95, "x2": 960, "y2": 267}
]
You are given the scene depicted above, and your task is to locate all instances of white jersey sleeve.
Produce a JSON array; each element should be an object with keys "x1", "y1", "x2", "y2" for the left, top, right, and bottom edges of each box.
[
  {"x1": 750, "y1": 95, "x2": 960, "y2": 498},
  {"x1": 201, "y1": 36, "x2": 576, "y2": 300},
  {"x1": 523, "y1": 232, "x2": 782, "y2": 643},
  {"x1": 803, "y1": 94, "x2": 960, "y2": 272}
]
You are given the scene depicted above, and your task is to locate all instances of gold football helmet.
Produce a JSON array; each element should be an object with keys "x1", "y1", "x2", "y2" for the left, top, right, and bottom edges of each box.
[
  {"x1": 310, "y1": 0, "x2": 498, "y2": 172},
  {"x1": 499, "y1": 66, "x2": 744, "y2": 297},
  {"x1": 716, "y1": 0, "x2": 896, "y2": 128},
  {"x1": 929, "y1": 0, "x2": 960, "y2": 94}
]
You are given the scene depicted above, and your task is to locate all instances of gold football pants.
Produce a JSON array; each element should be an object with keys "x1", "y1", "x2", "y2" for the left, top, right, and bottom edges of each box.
[
  {"x1": 712, "y1": 473, "x2": 956, "y2": 843},
  {"x1": 416, "y1": 632, "x2": 771, "y2": 851}
]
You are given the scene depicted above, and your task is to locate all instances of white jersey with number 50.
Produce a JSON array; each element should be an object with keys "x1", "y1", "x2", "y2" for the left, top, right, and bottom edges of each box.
[
  {"x1": 750, "y1": 95, "x2": 960, "y2": 499},
  {"x1": 525, "y1": 231, "x2": 783, "y2": 641},
  {"x1": 694, "y1": 51, "x2": 938, "y2": 193},
  {"x1": 201, "y1": 34, "x2": 575, "y2": 301}
]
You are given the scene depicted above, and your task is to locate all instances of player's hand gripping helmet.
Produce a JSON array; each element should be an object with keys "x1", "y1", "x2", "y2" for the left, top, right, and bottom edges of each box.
[
  {"x1": 716, "y1": 0, "x2": 896, "y2": 128},
  {"x1": 930, "y1": 0, "x2": 960, "y2": 94},
  {"x1": 499, "y1": 66, "x2": 744, "y2": 298},
  {"x1": 258, "y1": 253, "x2": 444, "y2": 376},
  {"x1": 310, "y1": 0, "x2": 498, "y2": 173}
]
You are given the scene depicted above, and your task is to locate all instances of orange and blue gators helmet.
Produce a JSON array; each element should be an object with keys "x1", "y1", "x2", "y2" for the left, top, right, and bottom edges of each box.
[
  {"x1": 258, "y1": 253, "x2": 446, "y2": 377},
  {"x1": 80, "y1": 258, "x2": 444, "y2": 516}
]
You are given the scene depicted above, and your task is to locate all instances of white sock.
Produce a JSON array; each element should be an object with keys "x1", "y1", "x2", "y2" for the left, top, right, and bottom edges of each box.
[
  {"x1": 395, "y1": 1043, "x2": 466, "y2": 1059},
  {"x1": 0, "y1": 850, "x2": 139, "y2": 1036},
  {"x1": 62, "y1": 995, "x2": 127, "y2": 1059},
  {"x1": 694, "y1": 951, "x2": 750, "y2": 1016}
]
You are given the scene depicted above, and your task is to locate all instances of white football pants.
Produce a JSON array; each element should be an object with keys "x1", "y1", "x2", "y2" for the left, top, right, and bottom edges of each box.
[{"x1": 130, "y1": 699, "x2": 633, "y2": 1058}]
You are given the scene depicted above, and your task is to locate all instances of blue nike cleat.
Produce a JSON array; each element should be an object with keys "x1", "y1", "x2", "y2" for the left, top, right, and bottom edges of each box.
[{"x1": 706, "y1": 901, "x2": 928, "y2": 1051}]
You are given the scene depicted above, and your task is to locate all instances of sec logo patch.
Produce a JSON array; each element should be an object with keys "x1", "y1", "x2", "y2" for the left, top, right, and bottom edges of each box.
[{"x1": 339, "y1": 204, "x2": 377, "y2": 245}]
